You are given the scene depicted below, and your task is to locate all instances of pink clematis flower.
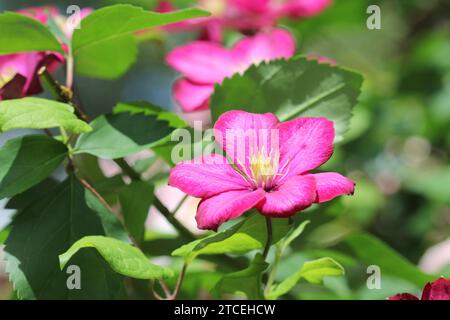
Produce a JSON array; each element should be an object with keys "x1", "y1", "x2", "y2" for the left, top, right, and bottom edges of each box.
[
  {"x1": 0, "y1": 6, "x2": 92, "y2": 100},
  {"x1": 169, "y1": 110, "x2": 355, "y2": 230},
  {"x1": 166, "y1": 28, "x2": 295, "y2": 112},
  {"x1": 157, "y1": 0, "x2": 332, "y2": 41},
  {"x1": 389, "y1": 278, "x2": 450, "y2": 300}
]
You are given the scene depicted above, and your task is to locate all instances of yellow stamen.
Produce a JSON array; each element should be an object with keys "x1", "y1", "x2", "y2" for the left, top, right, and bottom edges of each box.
[{"x1": 0, "y1": 67, "x2": 17, "y2": 88}]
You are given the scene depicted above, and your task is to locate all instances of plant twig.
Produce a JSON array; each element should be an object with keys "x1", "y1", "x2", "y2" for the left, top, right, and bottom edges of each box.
[
  {"x1": 113, "y1": 158, "x2": 198, "y2": 241},
  {"x1": 171, "y1": 263, "x2": 187, "y2": 300},
  {"x1": 38, "y1": 66, "x2": 90, "y2": 122},
  {"x1": 79, "y1": 178, "x2": 114, "y2": 213}
]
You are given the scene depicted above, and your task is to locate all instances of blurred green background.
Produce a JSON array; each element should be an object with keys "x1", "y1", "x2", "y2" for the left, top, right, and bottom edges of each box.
[{"x1": 0, "y1": 0, "x2": 449, "y2": 299}]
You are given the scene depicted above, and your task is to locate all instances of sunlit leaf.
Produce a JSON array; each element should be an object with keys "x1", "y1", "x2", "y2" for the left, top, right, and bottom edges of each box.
[
  {"x1": 60, "y1": 236, "x2": 173, "y2": 280},
  {"x1": 172, "y1": 214, "x2": 291, "y2": 263},
  {"x1": 0, "y1": 12, "x2": 62, "y2": 54},
  {"x1": 267, "y1": 257, "x2": 344, "y2": 299},
  {"x1": 0, "y1": 98, "x2": 91, "y2": 133},
  {"x1": 72, "y1": 4, "x2": 209, "y2": 78}
]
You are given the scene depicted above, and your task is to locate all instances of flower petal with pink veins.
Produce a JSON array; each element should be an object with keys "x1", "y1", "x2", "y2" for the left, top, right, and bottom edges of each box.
[
  {"x1": 166, "y1": 41, "x2": 235, "y2": 84},
  {"x1": 277, "y1": 117, "x2": 335, "y2": 176},
  {"x1": 173, "y1": 78, "x2": 213, "y2": 112},
  {"x1": 196, "y1": 189, "x2": 265, "y2": 230},
  {"x1": 257, "y1": 175, "x2": 316, "y2": 217},
  {"x1": 213, "y1": 110, "x2": 279, "y2": 173},
  {"x1": 169, "y1": 154, "x2": 251, "y2": 199},
  {"x1": 232, "y1": 28, "x2": 296, "y2": 69},
  {"x1": 312, "y1": 172, "x2": 355, "y2": 203}
]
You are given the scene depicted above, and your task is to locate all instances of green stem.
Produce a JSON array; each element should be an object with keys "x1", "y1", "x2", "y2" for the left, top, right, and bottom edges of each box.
[
  {"x1": 173, "y1": 194, "x2": 188, "y2": 215},
  {"x1": 265, "y1": 242, "x2": 282, "y2": 295},
  {"x1": 114, "y1": 158, "x2": 142, "y2": 181},
  {"x1": 153, "y1": 197, "x2": 197, "y2": 241},
  {"x1": 262, "y1": 217, "x2": 273, "y2": 260}
]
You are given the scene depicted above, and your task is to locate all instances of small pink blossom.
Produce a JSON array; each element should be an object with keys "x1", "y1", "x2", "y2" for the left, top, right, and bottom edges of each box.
[
  {"x1": 169, "y1": 110, "x2": 355, "y2": 230},
  {"x1": 389, "y1": 278, "x2": 450, "y2": 300},
  {"x1": 0, "y1": 6, "x2": 92, "y2": 100},
  {"x1": 166, "y1": 28, "x2": 295, "y2": 112}
]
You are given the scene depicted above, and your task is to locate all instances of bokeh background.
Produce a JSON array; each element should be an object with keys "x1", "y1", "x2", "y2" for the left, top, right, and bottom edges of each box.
[{"x1": 0, "y1": 0, "x2": 449, "y2": 299}]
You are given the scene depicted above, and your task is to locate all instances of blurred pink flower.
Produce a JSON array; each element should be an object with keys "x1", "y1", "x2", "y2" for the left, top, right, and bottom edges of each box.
[
  {"x1": 166, "y1": 28, "x2": 295, "y2": 111},
  {"x1": 389, "y1": 278, "x2": 450, "y2": 300},
  {"x1": 169, "y1": 110, "x2": 355, "y2": 230},
  {"x1": 306, "y1": 53, "x2": 336, "y2": 65},
  {"x1": 157, "y1": 0, "x2": 332, "y2": 41},
  {"x1": 0, "y1": 6, "x2": 92, "y2": 100}
]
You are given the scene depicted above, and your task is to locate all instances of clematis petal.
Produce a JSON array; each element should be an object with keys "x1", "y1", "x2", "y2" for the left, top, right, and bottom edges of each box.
[
  {"x1": 312, "y1": 172, "x2": 355, "y2": 203},
  {"x1": 173, "y1": 78, "x2": 213, "y2": 112},
  {"x1": 421, "y1": 278, "x2": 450, "y2": 300},
  {"x1": 279, "y1": 0, "x2": 333, "y2": 18},
  {"x1": 257, "y1": 175, "x2": 316, "y2": 217},
  {"x1": 214, "y1": 110, "x2": 279, "y2": 174},
  {"x1": 277, "y1": 117, "x2": 335, "y2": 176},
  {"x1": 388, "y1": 293, "x2": 419, "y2": 300},
  {"x1": 169, "y1": 154, "x2": 250, "y2": 199},
  {"x1": 166, "y1": 41, "x2": 235, "y2": 84},
  {"x1": 196, "y1": 189, "x2": 265, "y2": 230},
  {"x1": 232, "y1": 28, "x2": 295, "y2": 69},
  {"x1": 229, "y1": 0, "x2": 271, "y2": 13}
]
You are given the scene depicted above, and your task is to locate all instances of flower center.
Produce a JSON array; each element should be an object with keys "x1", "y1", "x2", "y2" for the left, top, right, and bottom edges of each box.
[{"x1": 238, "y1": 147, "x2": 289, "y2": 190}]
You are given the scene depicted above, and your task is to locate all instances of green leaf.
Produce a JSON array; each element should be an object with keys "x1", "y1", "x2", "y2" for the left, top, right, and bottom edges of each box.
[
  {"x1": 214, "y1": 254, "x2": 268, "y2": 299},
  {"x1": 59, "y1": 236, "x2": 173, "y2": 280},
  {"x1": 119, "y1": 181, "x2": 154, "y2": 241},
  {"x1": 72, "y1": 4, "x2": 209, "y2": 79},
  {"x1": 0, "y1": 135, "x2": 67, "y2": 199},
  {"x1": 4, "y1": 176, "x2": 126, "y2": 299},
  {"x1": 210, "y1": 57, "x2": 363, "y2": 141},
  {"x1": 84, "y1": 189, "x2": 130, "y2": 242},
  {"x1": 0, "y1": 12, "x2": 62, "y2": 54},
  {"x1": 5, "y1": 179, "x2": 58, "y2": 210},
  {"x1": 281, "y1": 220, "x2": 310, "y2": 251},
  {"x1": 172, "y1": 213, "x2": 291, "y2": 263},
  {"x1": 0, "y1": 98, "x2": 92, "y2": 133},
  {"x1": 0, "y1": 227, "x2": 9, "y2": 245},
  {"x1": 345, "y1": 233, "x2": 436, "y2": 287},
  {"x1": 114, "y1": 101, "x2": 188, "y2": 129},
  {"x1": 267, "y1": 257, "x2": 344, "y2": 299},
  {"x1": 75, "y1": 112, "x2": 174, "y2": 159}
]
